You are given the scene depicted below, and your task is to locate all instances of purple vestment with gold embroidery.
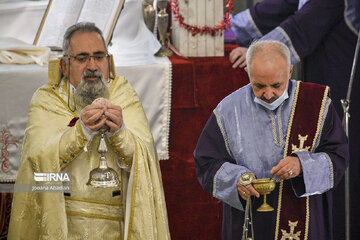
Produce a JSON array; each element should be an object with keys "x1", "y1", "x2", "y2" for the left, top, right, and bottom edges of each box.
[
  {"x1": 230, "y1": 0, "x2": 360, "y2": 238},
  {"x1": 194, "y1": 80, "x2": 349, "y2": 240}
]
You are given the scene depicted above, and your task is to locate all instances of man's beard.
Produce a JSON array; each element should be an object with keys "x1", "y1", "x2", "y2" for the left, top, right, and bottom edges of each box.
[{"x1": 73, "y1": 70, "x2": 109, "y2": 109}]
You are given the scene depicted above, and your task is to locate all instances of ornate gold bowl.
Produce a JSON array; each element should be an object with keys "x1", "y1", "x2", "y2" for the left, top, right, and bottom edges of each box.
[{"x1": 252, "y1": 178, "x2": 276, "y2": 212}]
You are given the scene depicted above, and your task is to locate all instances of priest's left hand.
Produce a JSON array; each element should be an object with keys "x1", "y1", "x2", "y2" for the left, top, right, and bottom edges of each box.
[
  {"x1": 270, "y1": 156, "x2": 302, "y2": 180},
  {"x1": 104, "y1": 103, "x2": 123, "y2": 133}
]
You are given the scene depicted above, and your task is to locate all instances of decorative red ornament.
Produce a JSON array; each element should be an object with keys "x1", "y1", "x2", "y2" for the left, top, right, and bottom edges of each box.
[
  {"x1": 0, "y1": 128, "x2": 20, "y2": 174},
  {"x1": 171, "y1": 0, "x2": 234, "y2": 37}
]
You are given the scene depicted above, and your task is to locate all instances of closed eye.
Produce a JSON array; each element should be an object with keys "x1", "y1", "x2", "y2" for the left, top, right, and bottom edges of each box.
[
  {"x1": 271, "y1": 83, "x2": 281, "y2": 88},
  {"x1": 254, "y1": 83, "x2": 265, "y2": 89}
]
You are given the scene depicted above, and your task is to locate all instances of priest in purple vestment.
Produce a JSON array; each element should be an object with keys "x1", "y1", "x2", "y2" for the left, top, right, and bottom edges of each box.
[
  {"x1": 194, "y1": 40, "x2": 349, "y2": 240},
  {"x1": 228, "y1": 0, "x2": 360, "y2": 238}
]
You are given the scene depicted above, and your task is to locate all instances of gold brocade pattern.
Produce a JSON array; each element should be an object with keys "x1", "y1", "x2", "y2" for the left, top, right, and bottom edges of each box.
[
  {"x1": 269, "y1": 105, "x2": 284, "y2": 147},
  {"x1": 7, "y1": 76, "x2": 171, "y2": 240}
]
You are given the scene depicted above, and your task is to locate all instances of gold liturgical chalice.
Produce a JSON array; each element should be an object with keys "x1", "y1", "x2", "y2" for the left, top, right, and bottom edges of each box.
[{"x1": 252, "y1": 178, "x2": 276, "y2": 212}]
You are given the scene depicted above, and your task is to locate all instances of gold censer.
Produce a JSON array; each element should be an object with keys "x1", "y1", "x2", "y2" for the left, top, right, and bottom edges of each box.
[{"x1": 252, "y1": 178, "x2": 276, "y2": 212}]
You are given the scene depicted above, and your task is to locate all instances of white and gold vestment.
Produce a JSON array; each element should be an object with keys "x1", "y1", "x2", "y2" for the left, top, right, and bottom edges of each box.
[{"x1": 8, "y1": 76, "x2": 170, "y2": 240}]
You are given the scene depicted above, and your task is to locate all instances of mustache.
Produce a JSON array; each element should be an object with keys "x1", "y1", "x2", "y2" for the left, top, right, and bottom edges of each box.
[
  {"x1": 260, "y1": 96, "x2": 277, "y2": 103},
  {"x1": 82, "y1": 70, "x2": 103, "y2": 80}
]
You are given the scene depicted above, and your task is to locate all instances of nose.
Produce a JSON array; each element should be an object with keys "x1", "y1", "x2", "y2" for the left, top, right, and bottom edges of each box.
[
  {"x1": 86, "y1": 57, "x2": 98, "y2": 71},
  {"x1": 262, "y1": 88, "x2": 274, "y2": 101}
]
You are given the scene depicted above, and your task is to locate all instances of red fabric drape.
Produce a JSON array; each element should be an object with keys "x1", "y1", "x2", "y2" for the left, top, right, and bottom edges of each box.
[
  {"x1": 0, "y1": 192, "x2": 12, "y2": 239},
  {"x1": 160, "y1": 45, "x2": 249, "y2": 240}
]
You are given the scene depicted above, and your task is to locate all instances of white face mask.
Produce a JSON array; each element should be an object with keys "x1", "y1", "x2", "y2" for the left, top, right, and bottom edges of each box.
[{"x1": 254, "y1": 86, "x2": 289, "y2": 111}]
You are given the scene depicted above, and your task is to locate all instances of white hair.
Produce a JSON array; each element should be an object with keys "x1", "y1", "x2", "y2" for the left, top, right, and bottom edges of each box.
[
  {"x1": 63, "y1": 22, "x2": 106, "y2": 57},
  {"x1": 246, "y1": 40, "x2": 291, "y2": 75}
]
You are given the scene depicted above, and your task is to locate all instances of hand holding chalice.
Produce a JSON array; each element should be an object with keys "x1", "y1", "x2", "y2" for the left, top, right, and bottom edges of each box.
[
  {"x1": 87, "y1": 98, "x2": 120, "y2": 188},
  {"x1": 238, "y1": 173, "x2": 276, "y2": 212}
]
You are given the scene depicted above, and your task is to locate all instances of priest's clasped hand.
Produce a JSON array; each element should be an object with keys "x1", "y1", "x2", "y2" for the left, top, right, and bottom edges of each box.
[
  {"x1": 81, "y1": 101, "x2": 123, "y2": 133},
  {"x1": 270, "y1": 156, "x2": 302, "y2": 180},
  {"x1": 104, "y1": 103, "x2": 123, "y2": 133}
]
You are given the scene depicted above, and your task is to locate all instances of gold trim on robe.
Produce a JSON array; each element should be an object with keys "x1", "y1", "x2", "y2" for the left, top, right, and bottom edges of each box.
[{"x1": 275, "y1": 81, "x2": 329, "y2": 240}]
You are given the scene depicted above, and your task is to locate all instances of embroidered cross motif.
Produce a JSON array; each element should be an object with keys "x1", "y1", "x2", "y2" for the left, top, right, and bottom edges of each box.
[
  {"x1": 291, "y1": 134, "x2": 310, "y2": 153},
  {"x1": 281, "y1": 220, "x2": 301, "y2": 240},
  {"x1": 0, "y1": 128, "x2": 20, "y2": 174}
]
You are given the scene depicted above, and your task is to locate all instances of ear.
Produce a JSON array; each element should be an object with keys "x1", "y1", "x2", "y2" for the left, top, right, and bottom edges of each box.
[
  {"x1": 289, "y1": 64, "x2": 294, "y2": 78},
  {"x1": 109, "y1": 54, "x2": 116, "y2": 80},
  {"x1": 60, "y1": 58, "x2": 68, "y2": 77}
]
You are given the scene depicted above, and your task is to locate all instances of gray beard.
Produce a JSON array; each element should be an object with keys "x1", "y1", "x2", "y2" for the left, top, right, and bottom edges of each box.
[{"x1": 73, "y1": 70, "x2": 109, "y2": 109}]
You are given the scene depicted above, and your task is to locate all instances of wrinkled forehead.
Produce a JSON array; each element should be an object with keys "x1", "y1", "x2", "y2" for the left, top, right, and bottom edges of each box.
[
  {"x1": 250, "y1": 54, "x2": 288, "y2": 75},
  {"x1": 69, "y1": 31, "x2": 107, "y2": 55},
  {"x1": 252, "y1": 48, "x2": 286, "y2": 65}
]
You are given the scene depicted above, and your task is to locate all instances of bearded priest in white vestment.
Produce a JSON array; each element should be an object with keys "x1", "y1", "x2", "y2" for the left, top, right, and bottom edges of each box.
[{"x1": 8, "y1": 22, "x2": 171, "y2": 240}]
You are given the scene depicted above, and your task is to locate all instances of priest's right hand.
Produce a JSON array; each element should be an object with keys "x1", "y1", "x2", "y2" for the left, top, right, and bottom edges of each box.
[
  {"x1": 229, "y1": 46, "x2": 248, "y2": 69},
  {"x1": 81, "y1": 103, "x2": 107, "y2": 131}
]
